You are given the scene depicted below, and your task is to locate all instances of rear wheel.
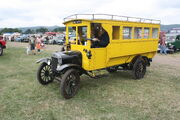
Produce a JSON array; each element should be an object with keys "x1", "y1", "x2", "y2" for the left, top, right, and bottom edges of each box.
[
  {"x1": 132, "y1": 58, "x2": 146, "y2": 79},
  {"x1": 37, "y1": 63, "x2": 54, "y2": 85},
  {"x1": 106, "y1": 66, "x2": 118, "y2": 73},
  {"x1": 60, "y1": 69, "x2": 80, "y2": 99},
  {"x1": 0, "y1": 44, "x2": 3, "y2": 56}
]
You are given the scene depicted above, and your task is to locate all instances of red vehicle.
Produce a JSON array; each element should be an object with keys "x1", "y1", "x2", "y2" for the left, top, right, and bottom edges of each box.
[{"x1": 0, "y1": 36, "x2": 6, "y2": 56}]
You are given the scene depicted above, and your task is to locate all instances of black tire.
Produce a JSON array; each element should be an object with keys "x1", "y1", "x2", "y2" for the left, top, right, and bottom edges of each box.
[
  {"x1": 106, "y1": 66, "x2": 118, "y2": 73},
  {"x1": 132, "y1": 57, "x2": 146, "y2": 79},
  {"x1": 37, "y1": 63, "x2": 54, "y2": 85},
  {"x1": 60, "y1": 69, "x2": 80, "y2": 99},
  {"x1": 173, "y1": 46, "x2": 177, "y2": 53},
  {"x1": 0, "y1": 44, "x2": 3, "y2": 56}
]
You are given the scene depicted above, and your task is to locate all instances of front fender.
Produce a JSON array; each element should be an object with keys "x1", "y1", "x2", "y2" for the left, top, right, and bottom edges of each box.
[
  {"x1": 57, "y1": 64, "x2": 85, "y2": 73},
  {"x1": 36, "y1": 57, "x2": 51, "y2": 64}
]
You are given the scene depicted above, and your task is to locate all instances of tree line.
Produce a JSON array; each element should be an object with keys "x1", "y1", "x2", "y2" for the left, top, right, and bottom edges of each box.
[{"x1": 0, "y1": 27, "x2": 65, "y2": 35}]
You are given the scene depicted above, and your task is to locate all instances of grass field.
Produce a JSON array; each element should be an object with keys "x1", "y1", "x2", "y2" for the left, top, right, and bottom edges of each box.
[{"x1": 0, "y1": 45, "x2": 180, "y2": 120}]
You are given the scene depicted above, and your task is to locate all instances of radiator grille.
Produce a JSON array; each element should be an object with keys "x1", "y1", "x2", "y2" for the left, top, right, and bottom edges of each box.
[{"x1": 51, "y1": 57, "x2": 58, "y2": 71}]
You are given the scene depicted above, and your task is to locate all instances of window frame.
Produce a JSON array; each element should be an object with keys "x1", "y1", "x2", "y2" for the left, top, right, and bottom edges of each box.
[
  {"x1": 112, "y1": 26, "x2": 120, "y2": 40},
  {"x1": 123, "y1": 26, "x2": 132, "y2": 40},
  {"x1": 144, "y1": 27, "x2": 150, "y2": 39},
  {"x1": 152, "y1": 28, "x2": 159, "y2": 39},
  {"x1": 134, "y1": 27, "x2": 143, "y2": 39}
]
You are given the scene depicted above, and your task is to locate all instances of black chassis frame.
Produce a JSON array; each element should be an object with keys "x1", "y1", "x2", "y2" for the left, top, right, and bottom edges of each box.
[{"x1": 36, "y1": 55, "x2": 152, "y2": 79}]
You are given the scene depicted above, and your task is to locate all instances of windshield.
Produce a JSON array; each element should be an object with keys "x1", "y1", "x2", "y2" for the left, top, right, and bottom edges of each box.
[
  {"x1": 170, "y1": 29, "x2": 180, "y2": 34},
  {"x1": 68, "y1": 27, "x2": 76, "y2": 42},
  {"x1": 166, "y1": 35, "x2": 176, "y2": 42},
  {"x1": 170, "y1": 30, "x2": 176, "y2": 34},
  {"x1": 78, "y1": 26, "x2": 87, "y2": 44},
  {"x1": 68, "y1": 26, "x2": 87, "y2": 45}
]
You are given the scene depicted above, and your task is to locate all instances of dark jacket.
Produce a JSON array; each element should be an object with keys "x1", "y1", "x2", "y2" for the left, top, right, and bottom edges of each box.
[{"x1": 98, "y1": 31, "x2": 109, "y2": 47}]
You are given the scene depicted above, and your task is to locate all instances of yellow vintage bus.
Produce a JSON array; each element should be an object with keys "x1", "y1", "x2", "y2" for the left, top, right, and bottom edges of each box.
[{"x1": 37, "y1": 14, "x2": 160, "y2": 99}]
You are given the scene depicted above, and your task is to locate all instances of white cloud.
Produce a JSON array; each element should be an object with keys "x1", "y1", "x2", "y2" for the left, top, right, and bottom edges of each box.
[{"x1": 0, "y1": 0, "x2": 179, "y2": 27}]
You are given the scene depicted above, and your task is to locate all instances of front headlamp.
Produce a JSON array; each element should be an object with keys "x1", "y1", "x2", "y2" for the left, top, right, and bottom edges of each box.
[
  {"x1": 57, "y1": 64, "x2": 61, "y2": 70},
  {"x1": 47, "y1": 60, "x2": 51, "y2": 65},
  {"x1": 58, "y1": 58, "x2": 62, "y2": 65}
]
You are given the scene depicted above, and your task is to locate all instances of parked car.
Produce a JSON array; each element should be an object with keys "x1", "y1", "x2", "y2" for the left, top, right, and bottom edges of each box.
[
  {"x1": 55, "y1": 36, "x2": 65, "y2": 45},
  {"x1": 56, "y1": 39, "x2": 65, "y2": 45},
  {"x1": 0, "y1": 36, "x2": 6, "y2": 56},
  {"x1": 48, "y1": 39, "x2": 56, "y2": 44},
  {"x1": 166, "y1": 34, "x2": 180, "y2": 52},
  {"x1": 48, "y1": 36, "x2": 65, "y2": 45},
  {"x1": 15, "y1": 36, "x2": 23, "y2": 42},
  {"x1": 15, "y1": 35, "x2": 29, "y2": 42},
  {"x1": 23, "y1": 35, "x2": 30, "y2": 42}
]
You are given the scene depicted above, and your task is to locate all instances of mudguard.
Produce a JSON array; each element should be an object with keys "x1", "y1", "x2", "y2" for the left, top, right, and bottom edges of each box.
[
  {"x1": 56, "y1": 64, "x2": 85, "y2": 73},
  {"x1": 36, "y1": 58, "x2": 51, "y2": 64}
]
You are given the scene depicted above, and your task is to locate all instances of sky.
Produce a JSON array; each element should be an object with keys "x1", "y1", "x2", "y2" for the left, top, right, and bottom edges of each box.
[{"x1": 0, "y1": 0, "x2": 180, "y2": 28}]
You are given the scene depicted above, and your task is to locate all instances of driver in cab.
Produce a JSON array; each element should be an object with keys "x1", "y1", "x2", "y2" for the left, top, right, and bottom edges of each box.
[{"x1": 91, "y1": 27, "x2": 109, "y2": 48}]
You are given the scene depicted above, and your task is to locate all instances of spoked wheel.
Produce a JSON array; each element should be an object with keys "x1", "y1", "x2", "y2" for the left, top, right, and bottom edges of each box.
[
  {"x1": 37, "y1": 63, "x2": 54, "y2": 85},
  {"x1": 60, "y1": 69, "x2": 80, "y2": 99},
  {"x1": 0, "y1": 44, "x2": 3, "y2": 56},
  {"x1": 106, "y1": 66, "x2": 118, "y2": 73},
  {"x1": 132, "y1": 58, "x2": 146, "y2": 79}
]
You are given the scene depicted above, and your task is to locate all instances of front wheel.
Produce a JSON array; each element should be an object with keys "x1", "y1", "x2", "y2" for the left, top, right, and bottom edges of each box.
[
  {"x1": 0, "y1": 44, "x2": 3, "y2": 56},
  {"x1": 60, "y1": 69, "x2": 80, "y2": 99},
  {"x1": 37, "y1": 63, "x2": 54, "y2": 85},
  {"x1": 132, "y1": 58, "x2": 146, "y2": 79}
]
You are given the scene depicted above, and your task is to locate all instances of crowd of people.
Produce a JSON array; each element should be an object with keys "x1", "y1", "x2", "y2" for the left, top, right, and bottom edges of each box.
[{"x1": 28, "y1": 35, "x2": 45, "y2": 55}]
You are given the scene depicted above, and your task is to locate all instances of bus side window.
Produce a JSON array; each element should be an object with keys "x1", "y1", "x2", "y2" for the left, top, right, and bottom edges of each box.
[
  {"x1": 144, "y1": 28, "x2": 150, "y2": 38},
  {"x1": 134, "y1": 27, "x2": 142, "y2": 39},
  {"x1": 112, "y1": 26, "x2": 120, "y2": 40},
  {"x1": 152, "y1": 28, "x2": 158, "y2": 38},
  {"x1": 123, "y1": 27, "x2": 132, "y2": 39}
]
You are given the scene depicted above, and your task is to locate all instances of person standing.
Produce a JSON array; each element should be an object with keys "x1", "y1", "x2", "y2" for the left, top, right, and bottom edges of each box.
[
  {"x1": 160, "y1": 34, "x2": 167, "y2": 55},
  {"x1": 29, "y1": 35, "x2": 36, "y2": 55},
  {"x1": 36, "y1": 36, "x2": 42, "y2": 52}
]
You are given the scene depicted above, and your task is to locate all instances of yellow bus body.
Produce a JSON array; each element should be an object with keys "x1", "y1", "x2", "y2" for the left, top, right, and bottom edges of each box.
[{"x1": 64, "y1": 16, "x2": 160, "y2": 71}]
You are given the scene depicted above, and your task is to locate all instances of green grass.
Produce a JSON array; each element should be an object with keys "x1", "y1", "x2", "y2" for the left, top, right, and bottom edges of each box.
[{"x1": 0, "y1": 47, "x2": 180, "y2": 120}]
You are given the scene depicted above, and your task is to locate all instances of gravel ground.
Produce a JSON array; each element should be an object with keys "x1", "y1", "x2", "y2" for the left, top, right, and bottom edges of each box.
[{"x1": 153, "y1": 53, "x2": 180, "y2": 68}]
